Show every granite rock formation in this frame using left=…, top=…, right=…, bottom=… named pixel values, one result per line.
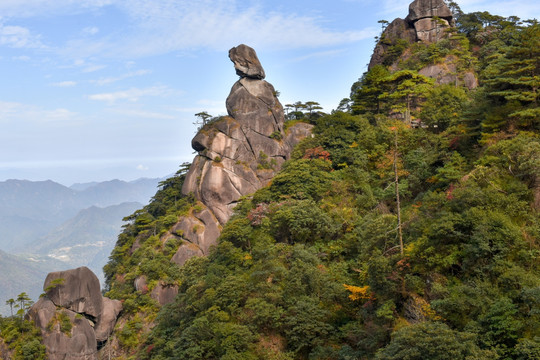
left=149, top=44, right=312, bottom=281
left=369, top=0, right=477, bottom=90
left=369, top=0, right=454, bottom=69
left=27, top=266, right=122, bottom=360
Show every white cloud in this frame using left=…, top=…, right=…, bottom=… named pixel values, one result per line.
left=112, top=1, right=376, bottom=56
left=51, top=81, right=77, bottom=87
left=0, top=0, right=114, bottom=17
left=0, top=101, right=77, bottom=124
left=88, top=86, right=176, bottom=103
left=82, top=64, right=106, bottom=73
left=91, top=69, right=151, bottom=86
left=82, top=26, right=99, bottom=35
left=12, top=55, right=30, bottom=61
left=113, top=108, right=175, bottom=119
left=0, top=24, right=43, bottom=48
left=45, top=0, right=379, bottom=60
left=136, top=164, right=149, bottom=171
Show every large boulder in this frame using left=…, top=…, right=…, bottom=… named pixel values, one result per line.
left=27, top=298, right=98, bottom=360
left=94, top=297, right=123, bottom=343
left=369, top=0, right=455, bottom=68
left=171, top=242, right=204, bottom=266
left=418, top=55, right=478, bottom=89
left=229, top=44, right=266, bottom=79
left=414, top=17, right=450, bottom=42
left=151, top=282, right=179, bottom=306
left=44, top=266, right=103, bottom=319
left=406, top=0, right=453, bottom=23
left=28, top=267, right=122, bottom=360
left=369, top=18, right=417, bottom=69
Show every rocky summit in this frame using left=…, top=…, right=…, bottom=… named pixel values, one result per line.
left=368, top=0, right=477, bottom=89
left=26, top=266, right=121, bottom=360
left=369, top=0, right=454, bottom=68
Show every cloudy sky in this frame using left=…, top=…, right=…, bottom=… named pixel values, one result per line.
left=0, top=0, right=538, bottom=185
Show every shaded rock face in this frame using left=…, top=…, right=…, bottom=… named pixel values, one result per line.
left=27, top=267, right=122, bottom=360
left=369, top=0, right=453, bottom=69
left=165, top=44, right=312, bottom=268
left=414, top=17, right=450, bottom=42
left=44, top=266, right=103, bottom=320
left=417, top=55, right=478, bottom=90
left=367, top=0, right=477, bottom=89
left=151, top=282, right=179, bottom=306
left=405, top=0, right=452, bottom=23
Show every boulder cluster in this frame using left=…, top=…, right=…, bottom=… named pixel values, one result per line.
left=369, top=0, right=477, bottom=89
left=369, top=0, right=454, bottom=68
left=27, top=267, right=121, bottom=360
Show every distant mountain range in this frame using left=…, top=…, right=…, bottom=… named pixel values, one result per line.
left=0, top=177, right=164, bottom=315
left=0, top=178, right=161, bottom=252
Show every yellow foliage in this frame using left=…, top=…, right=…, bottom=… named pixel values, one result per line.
left=343, top=284, right=372, bottom=301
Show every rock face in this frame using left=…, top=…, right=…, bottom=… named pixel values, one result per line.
left=405, top=0, right=452, bottom=23
left=44, top=266, right=103, bottom=319
left=229, top=44, right=266, bottom=79
left=155, top=44, right=312, bottom=276
left=417, top=55, right=478, bottom=89
left=27, top=266, right=122, bottom=360
left=369, top=0, right=453, bottom=69
left=368, top=0, right=477, bottom=90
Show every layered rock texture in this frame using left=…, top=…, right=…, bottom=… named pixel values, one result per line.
left=27, top=266, right=122, bottom=360
left=370, top=0, right=454, bottom=69
left=369, top=0, right=477, bottom=89
left=152, top=44, right=312, bottom=280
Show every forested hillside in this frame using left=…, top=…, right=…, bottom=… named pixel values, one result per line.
left=3, top=1, right=539, bottom=359
left=97, top=4, right=540, bottom=359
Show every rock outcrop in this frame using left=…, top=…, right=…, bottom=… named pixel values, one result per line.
left=368, top=0, right=477, bottom=90
left=369, top=0, right=454, bottom=69
left=155, top=44, right=312, bottom=279
left=27, top=266, right=122, bottom=360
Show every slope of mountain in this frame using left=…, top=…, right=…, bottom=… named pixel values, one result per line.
left=7, top=1, right=540, bottom=359
left=20, top=202, right=143, bottom=282
left=97, top=2, right=539, bottom=359
left=0, top=178, right=161, bottom=251
left=0, top=249, right=65, bottom=316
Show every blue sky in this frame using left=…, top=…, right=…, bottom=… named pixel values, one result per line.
left=0, top=0, right=538, bottom=186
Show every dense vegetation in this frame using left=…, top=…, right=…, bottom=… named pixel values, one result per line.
left=101, top=6, right=540, bottom=360
left=0, top=293, right=46, bottom=360
left=102, top=163, right=195, bottom=350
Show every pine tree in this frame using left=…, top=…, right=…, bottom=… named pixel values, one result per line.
left=482, top=22, right=540, bottom=130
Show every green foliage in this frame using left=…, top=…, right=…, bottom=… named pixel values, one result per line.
left=0, top=315, right=46, bottom=360
left=420, top=85, right=469, bottom=131
left=118, top=315, right=144, bottom=349
left=143, top=92, right=540, bottom=357
left=257, top=151, right=277, bottom=170
left=58, top=310, right=72, bottom=335
left=104, top=8, right=540, bottom=359
left=375, top=322, right=494, bottom=360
